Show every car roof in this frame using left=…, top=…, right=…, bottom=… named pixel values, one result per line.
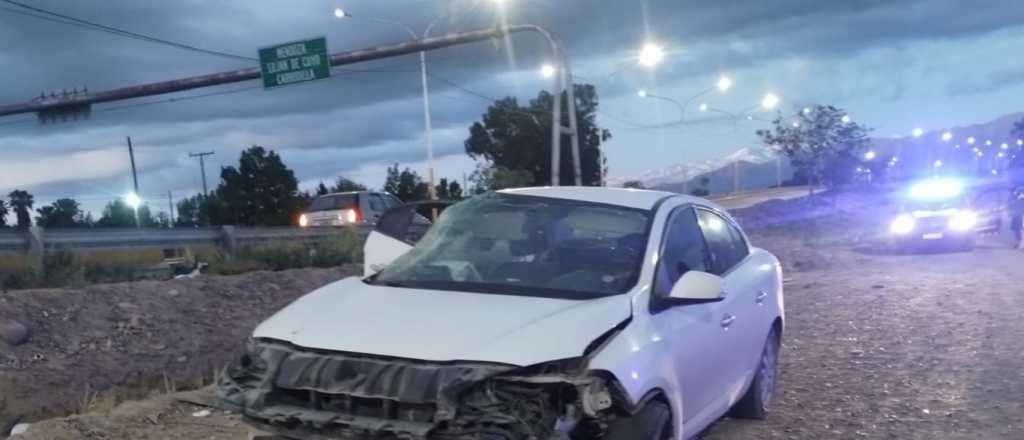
left=319, top=191, right=371, bottom=197
left=497, top=186, right=707, bottom=210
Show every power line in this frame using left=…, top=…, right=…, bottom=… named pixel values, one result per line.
left=0, top=0, right=256, bottom=62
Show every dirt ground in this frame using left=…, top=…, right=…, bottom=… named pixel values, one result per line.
left=0, top=265, right=360, bottom=428
left=8, top=192, right=1024, bottom=439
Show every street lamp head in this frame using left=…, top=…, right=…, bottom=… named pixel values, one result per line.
left=636, top=89, right=648, bottom=98
left=761, top=93, right=780, bottom=110
left=933, top=160, right=943, bottom=168
left=1017, top=139, right=1023, bottom=146
left=716, top=75, right=733, bottom=92
left=792, top=121, right=800, bottom=128
left=912, top=127, right=924, bottom=138
left=967, top=136, right=976, bottom=144
left=699, top=103, right=708, bottom=112
left=540, top=64, right=557, bottom=79
left=985, top=139, right=992, bottom=146
left=865, top=150, right=876, bottom=160
left=333, top=8, right=348, bottom=19
left=802, top=107, right=812, bottom=115
left=1001, top=143, right=1009, bottom=150
left=941, top=131, right=953, bottom=142
left=638, top=43, right=665, bottom=68
left=125, top=192, right=142, bottom=210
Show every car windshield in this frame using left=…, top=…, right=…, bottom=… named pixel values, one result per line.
left=308, top=194, right=357, bottom=212
left=372, top=193, right=651, bottom=299
left=904, top=195, right=968, bottom=212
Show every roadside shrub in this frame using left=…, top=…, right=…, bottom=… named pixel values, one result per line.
left=311, top=228, right=361, bottom=268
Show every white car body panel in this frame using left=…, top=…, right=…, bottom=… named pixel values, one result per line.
left=252, top=277, right=632, bottom=366
left=255, top=187, right=784, bottom=440
left=363, top=231, right=412, bottom=277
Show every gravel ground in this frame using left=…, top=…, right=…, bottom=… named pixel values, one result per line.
left=8, top=192, right=1024, bottom=439
left=0, top=266, right=359, bottom=428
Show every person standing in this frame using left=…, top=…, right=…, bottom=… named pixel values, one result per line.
left=1011, top=187, right=1024, bottom=249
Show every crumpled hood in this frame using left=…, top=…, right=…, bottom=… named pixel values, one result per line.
left=253, top=277, right=632, bottom=366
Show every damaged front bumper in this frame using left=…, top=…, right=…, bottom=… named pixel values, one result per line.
left=217, top=339, right=616, bottom=440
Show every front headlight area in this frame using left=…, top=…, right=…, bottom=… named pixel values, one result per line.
left=890, top=214, right=916, bottom=235
left=948, top=209, right=978, bottom=232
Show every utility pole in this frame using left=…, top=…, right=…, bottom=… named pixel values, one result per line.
left=189, top=151, right=215, bottom=196
left=167, top=191, right=175, bottom=226
left=776, top=156, right=782, bottom=188
left=126, top=136, right=139, bottom=195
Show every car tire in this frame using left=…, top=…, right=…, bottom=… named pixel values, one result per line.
left=730, top=328, right=780, bottom=420
left=603, top=400, right=672, bottom=440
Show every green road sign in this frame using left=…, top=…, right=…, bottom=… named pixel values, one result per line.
left=259, top=37, right=330, bottom=89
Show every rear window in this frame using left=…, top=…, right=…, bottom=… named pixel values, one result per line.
left=308, top=194, right=357, bottom=212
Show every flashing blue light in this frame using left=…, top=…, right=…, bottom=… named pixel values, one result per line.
left=909, top=178, right=963, bottom=200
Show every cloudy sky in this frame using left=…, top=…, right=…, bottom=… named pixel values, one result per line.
left=2, top=0, right=1024, bottom=215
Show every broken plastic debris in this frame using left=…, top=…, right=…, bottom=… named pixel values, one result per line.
left=10, top=423, right=30, bottom=436
left=192, top=409, right=212, bottom=418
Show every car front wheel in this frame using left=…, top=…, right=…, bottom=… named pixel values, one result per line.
left=603, top=400, right=672, bottom=440
left=730, top=328, right=780, bottom=420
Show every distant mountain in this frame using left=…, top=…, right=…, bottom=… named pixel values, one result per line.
left=869, top=112, right=1024, bottom=174
left=611, top=112, right=1024, bottom=194
left=610, top=146, right=791, bottom=195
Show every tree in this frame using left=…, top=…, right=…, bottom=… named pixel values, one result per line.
left=622, top=180, right=646, bottom=189
left=35, top=198, right=86, bottom=228
left=756, top=105, right=870, bottom=194
left=331, top=177, right=366, bottom=193
left=315, top=182, right=330, bottom=196
left=7, top=190, right=34, bottom=229
left=214, top=146, right=303, bottom=226
left=690, top=176, right=711, bottom=197
left=0, top=200, right=7, bottom=228
left=384, top=164, right=429, bottom=201
left=435, top=178, right=464, bottom=200
left=155, top=211, right=172, bottom=228
left=96, top=199, right=156, bottom=228
left=464, top=83, right=610, bottom=189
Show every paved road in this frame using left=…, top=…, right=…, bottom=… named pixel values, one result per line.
left=711, top=186, right=811, bottom=210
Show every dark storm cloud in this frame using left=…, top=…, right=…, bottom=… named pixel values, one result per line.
left=2, top=0, right=1024, bottom=199
left=947, top=65, right=1024, bottom=97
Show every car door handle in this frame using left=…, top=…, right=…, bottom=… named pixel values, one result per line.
left=721, top=314, right=736, bottom=329
left=755, top=290, right=768, bottom=304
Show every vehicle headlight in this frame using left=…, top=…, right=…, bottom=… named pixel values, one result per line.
left=948, top=210, right=977, bottom=232
left=890, top=214, right=916, bottom=235
left=298, top=214, right=309, bottom=227
left=338, top=209, right=358, bottom=223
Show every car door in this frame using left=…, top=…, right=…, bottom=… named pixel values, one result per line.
left=648, top=206, right=738, bottom=432
left=363, top=201, right=453, bottom=277
left=695, top=208, right=759, bottom=401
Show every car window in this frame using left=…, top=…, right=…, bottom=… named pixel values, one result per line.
left=368, top=194, right=387, bottom=212
left=308, top=194, right=357, bottom=212
left=654, top=207, right=710, bottom=298
left=385, top=194, right=403, bottom=208
left=373, top=193, right=651, bottom=299
left=696, top=209, right=749, bottom=275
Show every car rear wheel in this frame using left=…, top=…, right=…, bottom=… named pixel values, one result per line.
left=603, top=400, right=672, bottom=440
left=730, top=328, right=780, bottom=420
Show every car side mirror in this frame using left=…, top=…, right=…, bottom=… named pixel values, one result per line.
left=668, top=271, right=725, bottom=303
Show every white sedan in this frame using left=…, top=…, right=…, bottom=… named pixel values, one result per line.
left=218, top=187, right=784, bottom=440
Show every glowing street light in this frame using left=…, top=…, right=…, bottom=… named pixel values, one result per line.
left=699, top=103, right=709, bottom=112
left=638, top=42, right=665, bottom=68
left=865, top=150, right=877, bottom=160
left=933, top=160, right=943, bottom=168
left=941, top=131, right=953, bottom=142
left=761, top=93, right=780, bottom=110
left=912, top=127, right=924, bottom=138
left=985, top=140, right=992, bottom=146
left=802, top=107, right=812, bottom=115
left=1018, top=139, right=1023, bottom=146
left=333, top=7, right=348, bottom=18
left=540, top=63, right=557, bottom=79
left=124, top=192, right=142, bottom=210
left=977, top=151, right=984, bottom=157
left=1001, top=143, right=1009, bottom=150
left=636, top=89, right=648, bottom=98
left=716, top=75, right=733, bottom=92
left=998, top=152, right=1005, bottom=158
left=841, top=115, right=851, bottom=124
left=967, top=136, right=976, bottom=145
left=792, top=121, right=800, bottom=128
left=954, top=144, right=961, bottom=149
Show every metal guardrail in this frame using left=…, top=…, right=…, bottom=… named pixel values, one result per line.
left=0, top=225, right=375, bottom=258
